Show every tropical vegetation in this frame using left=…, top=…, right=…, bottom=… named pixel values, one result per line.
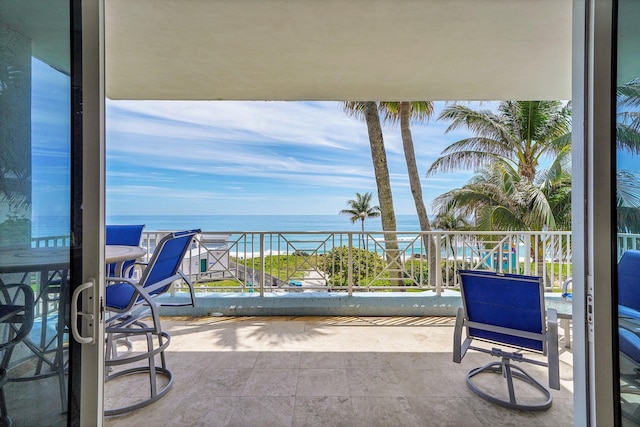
left=0, top=63, right=30, bottom=210
left=428, top=101, right=572, bottom=232
left=433, top=149, right=572, bottom=232
left=339, top=192, right=380, bottom=246
left=428, top=101, right=572, bottom=184
left=616, top=78, right=640, bottom=232
left=320, top=245, right=386, bottom=287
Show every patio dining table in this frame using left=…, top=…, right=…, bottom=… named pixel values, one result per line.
left=0, top=244, right=147, bottom=287
left=0, top=244, right=146, bottom=409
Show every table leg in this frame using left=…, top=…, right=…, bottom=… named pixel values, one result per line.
left=562, top=318, right=571, bottom=348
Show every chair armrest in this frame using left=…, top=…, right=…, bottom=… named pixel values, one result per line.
left=105, top=277, right=137, bottom=286
left=178, top=270, right=196, bottom=307
left=453, top=306, right=469, bottom=363
left=121, top=261, right=147, bottom=278
left=561, top=278, right=572, bottom=300
left=0, top=283, right=35, bottom=350
left=546, top=308, right=560, bottom=390
left=619, top=305, right=640, bottom=321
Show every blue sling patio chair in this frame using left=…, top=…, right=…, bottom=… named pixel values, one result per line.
left=0, top=283, right=34, bottom=426
left=104, top=229, right=200, bottom=416
left=615, top=250, right=640, bottom=423
left=453, top=269, right=560, bottom=411
left=105, top=224, right=145, bottom=278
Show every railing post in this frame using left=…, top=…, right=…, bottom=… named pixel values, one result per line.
left=348, top=233, right=353, bottom=296
left=524, top=234, right=531, bottom=275
left=259, top=232, right=265, bottom=297
left=435, top=234, right=442, bottom=296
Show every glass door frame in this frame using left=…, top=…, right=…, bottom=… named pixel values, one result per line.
left=75, top=0, right=628, bottom=425
left=74, top=0, right=105, bottom=425
left=572, top=0, right=619, bottom=424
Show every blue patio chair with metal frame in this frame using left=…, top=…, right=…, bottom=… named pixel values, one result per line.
left=104, top=229, right=200, bottom=416
left=618, top=250, right=640, bottom=319
left=453, top=269, right=560, bottom=411
left=105, top=224, right=145, bottom=278
left=615, top=250, right=640, bottom=423
left=0, top=283, right=35, bottom=426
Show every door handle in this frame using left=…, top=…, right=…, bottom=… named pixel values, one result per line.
left=71, top=278, right=96, bottom=345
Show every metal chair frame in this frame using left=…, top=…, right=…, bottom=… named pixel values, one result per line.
left=453, top=269, right=560, bottom=411
left=104, top=229, right=199, bottom=416
left=0, top=283, right=35, bottom=426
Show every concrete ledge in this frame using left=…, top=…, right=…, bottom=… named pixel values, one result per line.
left=157, top=290, right=463, bottom=317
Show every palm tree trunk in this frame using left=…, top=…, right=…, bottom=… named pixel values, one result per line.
left=399, top=102, right=437, bottom=286
left=362, top=102, right=401, bottom=282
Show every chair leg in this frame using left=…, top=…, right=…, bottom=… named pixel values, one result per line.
left=0, top=369, right=11, bottom=427
left=104, top=322, right=173, bottom=416
left=466, top=358, right=553, bottom=411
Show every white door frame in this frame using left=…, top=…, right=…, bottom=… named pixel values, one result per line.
left=79, top=0, right=106, bottom=425
left=76, top=0, right=622, bottom=425
left=572, top=0, right=617, bottom=424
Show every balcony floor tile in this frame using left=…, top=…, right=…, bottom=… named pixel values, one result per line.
left=103, top=316, right=574, bottom=427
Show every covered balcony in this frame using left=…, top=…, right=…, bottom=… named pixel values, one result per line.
left=8, top=228, right=578, bottom=425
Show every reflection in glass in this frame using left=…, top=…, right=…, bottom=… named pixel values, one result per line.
left=617, top=1, right=640, bottom=424
left=0, top=3, right=70, bottom=425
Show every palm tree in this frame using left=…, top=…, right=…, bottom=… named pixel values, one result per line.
left=339, top=192, right=381, bottom=246
left=432, top=209, right=471, bottom=259
left=617, top=78, right=640, bottom=154
left=427, top=101, right=571, bottom=182
left=433, top=154, right=572, bottom=279
left=0, top=63, right=30, bottom=210
left=379, top=101, right=438, bottom=284
left=428, top=100, right=573, bottom=275
left=616, top=78, right=640, bottom=232
left=433, top=152, right=572, bottom=232
left=343, top=102, right=401, bottom=281
left=616, top=171, right=640, bottom=233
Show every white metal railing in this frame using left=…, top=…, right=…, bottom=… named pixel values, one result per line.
left=618, top=233, right=640, bottom=258
left=31, top=235, right=71, bottom=248
left=135, top=230, right=575, bottom=296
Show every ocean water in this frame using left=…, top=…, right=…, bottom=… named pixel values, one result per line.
left=107, top=214, right=423, bottom=233
left=32, top=214, right=424, bottom=238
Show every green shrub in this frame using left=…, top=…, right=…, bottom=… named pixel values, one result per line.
left=319, top=246, right=385, bottom=286
left=237, top=254, right=315, bottom=281
left=0, top=215, right=30, bottom=247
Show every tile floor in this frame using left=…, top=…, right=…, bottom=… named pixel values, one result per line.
left=102, top=316, right=574, bottom=427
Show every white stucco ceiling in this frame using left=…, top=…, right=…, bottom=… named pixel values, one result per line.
left=0, top=0, right=70, bottom=74
left=105, top=0, right=573, bottom=101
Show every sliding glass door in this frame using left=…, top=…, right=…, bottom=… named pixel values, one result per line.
left=0, top=1, right=104, bottom=425
left=616, top=0, right=640, bottom=424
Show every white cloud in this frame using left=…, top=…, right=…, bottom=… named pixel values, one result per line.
left=106, top=100, right=483, bottom=215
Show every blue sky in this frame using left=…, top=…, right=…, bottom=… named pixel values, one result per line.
left=31, top=57, right=598, bottom=219
left=105, top=100, right=484, bottom=216
left=31, top=58, right=71, bottom=219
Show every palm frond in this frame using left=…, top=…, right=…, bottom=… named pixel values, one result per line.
left=426, top=150, right=514, bottom=176
left=342, top=101, right=373, bottom=120
left=617, top=79, right=640, bottom=107
left=617, top=171, right=640, bottom=208
left=616, top=121, right=640, bottom=154
left=379, top=101, right=434, bottom=126
left=438, top=105, right=514, bottom=144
